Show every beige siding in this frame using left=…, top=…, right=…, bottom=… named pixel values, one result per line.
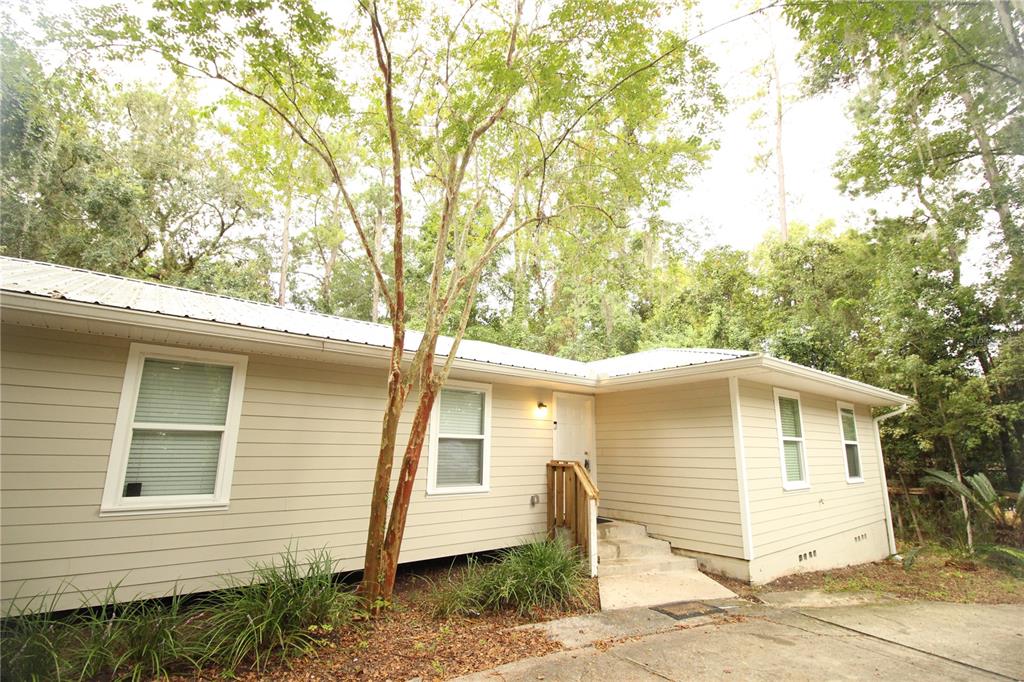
left=1, top=324, right=554, bottom=609
left=595, top=379, right=744, bottom=558
left=738, top=380, right=889, bottom=581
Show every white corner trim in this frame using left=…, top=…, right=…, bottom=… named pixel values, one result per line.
left=729, top=377, right=755, bottom=560
left=100, top=343, right=247, bottom=516
left=772, top=387, right=811, bottom=492
left=873, top=404, right=908, bottom=555
left=426, top=379, right=492, bottom=495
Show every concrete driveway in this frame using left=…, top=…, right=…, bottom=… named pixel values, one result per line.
left=456, top=597, right=1024, bottom=681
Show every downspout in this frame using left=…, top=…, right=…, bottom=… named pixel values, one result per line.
left=873, top=404, right=909, bottom=556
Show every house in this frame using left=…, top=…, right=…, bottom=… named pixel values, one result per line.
left=0, top=257, right=909, bottom=611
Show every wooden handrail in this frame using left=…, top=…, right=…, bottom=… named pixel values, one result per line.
left=547, top=460, right=600, bottom=576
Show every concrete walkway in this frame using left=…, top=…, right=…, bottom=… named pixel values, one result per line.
left=457, top=598, right=1024, bottom=681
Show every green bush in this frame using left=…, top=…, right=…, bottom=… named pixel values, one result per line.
left=197, top=546, right=358, bottom=674
left=0, top=586, right=193, bottom=682
left=0, top=547, right=356, bottom=680
left=433, top=537, right=588, bottom=618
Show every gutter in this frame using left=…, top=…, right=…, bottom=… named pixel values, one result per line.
left=873, top=404, right=910, bottom=556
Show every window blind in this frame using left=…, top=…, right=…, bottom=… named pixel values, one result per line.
left=135, top=359, right=232, bottom=425
left=437, top=438, right=483, bottom=487
left=124, top=358, right=233, bottom=497
left=439, top=389, right=484, bottom=435
left=783, top=440, right=804, bottom=482
left=125, top=430, right=221, bottom=496
left=435, top=388, right=486, bottom=489
left=778, top=397, right=802, bottom=438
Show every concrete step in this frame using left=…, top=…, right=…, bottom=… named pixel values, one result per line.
left=598, top=554, right=699, bottom=577
left=597, top=520, right=647, bottom=540
left=598, top=537, right=672, bottom=561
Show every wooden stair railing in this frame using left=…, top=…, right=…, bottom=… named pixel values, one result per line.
left=547, top=460, right=600, bottom=577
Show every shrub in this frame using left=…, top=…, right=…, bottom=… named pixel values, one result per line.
left=0, top=546, right=356, bottom=680
left=0, top=590, right=71, bottom=682
left=433, top=537, right=587, bottom=618
left=197, top=546, right=358, bottom=674
left=1, top=587, right=194, bottom=682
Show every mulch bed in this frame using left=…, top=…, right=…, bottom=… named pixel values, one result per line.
left=224, top=558, right=600, bottom=682
left=706, top=548, right=1024, bottom=605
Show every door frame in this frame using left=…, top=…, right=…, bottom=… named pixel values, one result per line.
left=552, top=391, right=597, bottom=484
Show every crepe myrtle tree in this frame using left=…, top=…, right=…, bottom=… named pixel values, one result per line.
left=129, top=0, right=722, bottom=606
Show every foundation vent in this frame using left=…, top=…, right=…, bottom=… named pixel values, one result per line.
left=853, top=533, right=868, bottom=543
left=797, top=549, right=818, bottom=562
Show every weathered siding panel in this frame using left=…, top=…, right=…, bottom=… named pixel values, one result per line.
left=738, top=380, right=889, bottom=581
left=1, top=324, right=554, bottom=609
left=595, top=379, right=744, bottom=558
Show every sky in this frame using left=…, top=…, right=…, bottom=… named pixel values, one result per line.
left=18, top=0, right=933, bottom=263
left=670, top=2, right=877, bottom=252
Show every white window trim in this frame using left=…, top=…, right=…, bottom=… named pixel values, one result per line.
left=427, top=380, right=492, bottom=495
left=773, top=387, right=810, bottom=491
left=837, top=401, right=864, bottom=484
left=100, top=343, right=248, bottom=516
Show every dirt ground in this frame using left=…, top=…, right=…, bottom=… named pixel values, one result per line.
left=226, top=559, right=601, bottom=682
left=709, top=547, right=1024, bottom=605
left=190, top=548, right=1021, bottom=681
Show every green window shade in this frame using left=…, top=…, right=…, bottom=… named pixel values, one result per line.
left=778, top=397, right=802, bottom=438
left=439, top=389, right=484, bottom=435
left=135, top=359, right=233, bottom=425
left=783, top=440, right=804, bottom=482
left=124, top=430, right=221, bottom=497
left=436, top=438, right=483, bottom=487
left=845, top=443, right=861, bottom=478
left=840, top=408, right=857, bottom=441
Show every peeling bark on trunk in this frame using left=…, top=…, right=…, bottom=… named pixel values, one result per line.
left=380, top=379, right=439, bottom=594
left=360, top=351, right=407, bottom=608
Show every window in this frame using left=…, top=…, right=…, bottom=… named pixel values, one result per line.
left=774, top=388, right=809, bottom=490
left=428, top=382, right=491, bottom=494
left=837, top=402, right=863, bottom=482
left=101, top=344, right=247, bottom=515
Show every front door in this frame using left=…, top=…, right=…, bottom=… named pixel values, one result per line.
left=553, top=392, right=596, bottom=482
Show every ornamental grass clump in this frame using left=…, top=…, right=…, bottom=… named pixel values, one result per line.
left=433, top=537, right=588, bottom=618
left=196, top=546, right=358, bottom=674
left=0, top=546, right=357, bottom=680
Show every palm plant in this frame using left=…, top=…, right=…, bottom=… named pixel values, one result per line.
left=922, top=469, right=1024, bottom=550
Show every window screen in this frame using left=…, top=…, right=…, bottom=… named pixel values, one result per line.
left=123, top=359, right=233, bottom=497
left=777, top=394, right=806, bottom=485
left=840, top=407, right=861, bottom=479
left=435, top=388, right=486, bottom=489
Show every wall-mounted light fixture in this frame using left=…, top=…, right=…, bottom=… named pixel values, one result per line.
left=535, top=401, right=549, bottom=418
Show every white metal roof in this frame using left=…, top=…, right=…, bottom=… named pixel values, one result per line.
left=0, top=257, right=751, bottom=380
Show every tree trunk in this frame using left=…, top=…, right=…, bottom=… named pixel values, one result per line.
left=993, top=1, right=1024, bottom=80
left=371, top=205, right=384, bottom=323
left=380, top=379, right=439, bottom=594
left=946, top=435, right=974, bottom=552
left=321, top=189, right=342, bottom=311
left=278, top=192, right=293, bottom=307
left=960, top=90, right=1022, bottom=274
left=770, top=39, right=788, bottom=242
left=360, top=349, right=407, bottom=608
left=898, top=470, right=926, bottom=545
